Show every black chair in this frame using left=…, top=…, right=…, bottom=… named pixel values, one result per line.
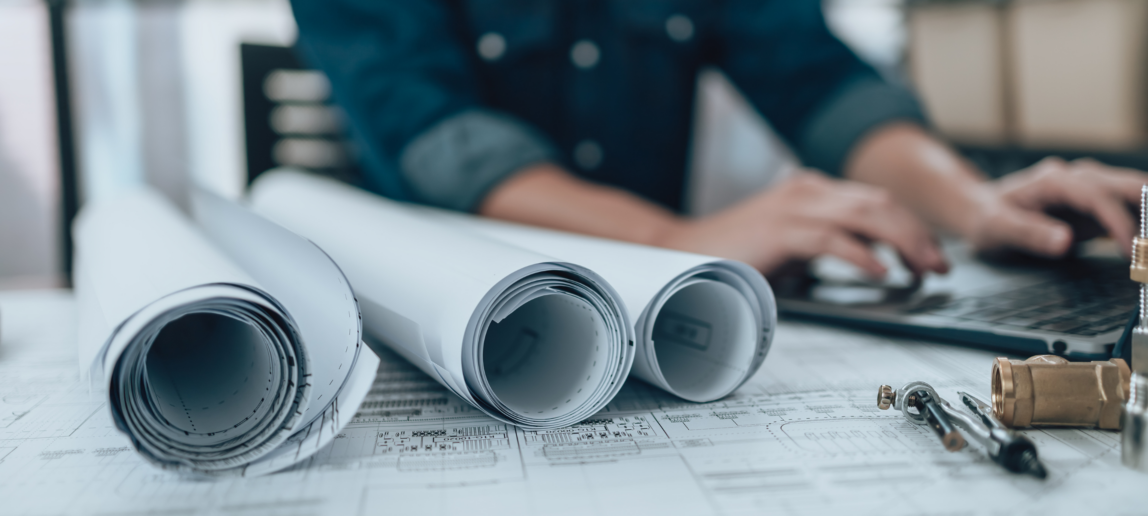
left=240, top=43, right=360, bottom=187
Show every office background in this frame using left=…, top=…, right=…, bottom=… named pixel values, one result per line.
left=1, top=0, right=1145, bottom=290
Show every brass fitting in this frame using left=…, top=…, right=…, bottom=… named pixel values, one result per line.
left=992, top=355, right=1130, bottom=429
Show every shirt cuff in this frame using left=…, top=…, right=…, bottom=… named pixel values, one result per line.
left=399, top=109, right=559, bottom=212
left=796, top=78, right=928, bottom=177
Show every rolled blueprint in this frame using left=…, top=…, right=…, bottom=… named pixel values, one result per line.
left=415, top=210, right=777, bottom=402
left=249, top=171, right=634, bottom=430
left=73, top=188, right=379, bottom=476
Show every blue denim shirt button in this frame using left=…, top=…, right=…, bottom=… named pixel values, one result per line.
left=477, top=32, right=506, bottom=61
left=570, top=40, right=600, bottom=69
left=574, top=140, right=604, bottom=170
left=665, top=15, right=694, bottom=43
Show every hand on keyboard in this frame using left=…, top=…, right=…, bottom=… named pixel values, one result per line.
left=964, top=157, right=1146, bottom=258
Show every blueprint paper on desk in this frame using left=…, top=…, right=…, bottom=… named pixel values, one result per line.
left=70, top=188, right=378, bottom=477
left=249, top=170, right=634, bottom=430
left=414, top=206, right=777, bottom=403
left=0, top=289, right=1143, bottom=516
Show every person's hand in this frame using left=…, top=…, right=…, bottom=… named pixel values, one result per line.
left=964, top=158, right=1148, bottom=257
left=656, top=173, right=950, bottom=277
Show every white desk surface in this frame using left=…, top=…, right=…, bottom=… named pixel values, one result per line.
left=0, top=289, right=1143, bottom=516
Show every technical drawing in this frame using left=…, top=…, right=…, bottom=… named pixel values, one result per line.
left=0, top=298, right=1143, bottom=516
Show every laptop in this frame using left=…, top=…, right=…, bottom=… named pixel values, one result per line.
left=772, top=241, right=1136, bottom=360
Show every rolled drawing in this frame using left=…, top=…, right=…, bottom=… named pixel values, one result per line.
left=249, top=170, right=635, bottom=430
left=414, top=206, right=777, bottom=402
left=72, top=187, right=378, bottom=476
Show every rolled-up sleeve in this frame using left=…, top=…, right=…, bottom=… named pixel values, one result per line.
left=291, top=0, right=559, bottom=211
left=400, top=109, right=557, bottom=211
left=718, top=0, right=928, bottom=177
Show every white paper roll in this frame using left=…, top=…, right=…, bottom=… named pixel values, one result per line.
left=414, top=205, right=777, bottom=402
left=73, top=188, right=378, bottom=476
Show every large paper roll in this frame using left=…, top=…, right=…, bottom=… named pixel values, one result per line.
left=249, top=171, right=634, bottom=429
left=73, top=188, right=378, bottom=476
left=413, top=208, right=777, bottom=402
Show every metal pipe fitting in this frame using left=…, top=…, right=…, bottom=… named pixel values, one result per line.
left=992, top=355, right=1131, bottom=429
left=1123, top=374, right=1148, bottom=470
left=1121, top=185, right=1148, bottom=470
left=1132, top=186, right=1148, bottom=374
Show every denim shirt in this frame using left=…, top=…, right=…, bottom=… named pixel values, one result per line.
left=291, top=0, right=926, bottom=213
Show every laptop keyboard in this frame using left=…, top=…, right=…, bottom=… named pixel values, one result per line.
left=915, top=265, right=1137, bottom=337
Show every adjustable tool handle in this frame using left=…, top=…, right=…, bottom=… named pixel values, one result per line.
left=958, top=392, right=1047, bottom=478
left=912, top=390, right=966, bottom=452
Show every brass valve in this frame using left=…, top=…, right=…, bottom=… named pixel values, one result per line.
left=992, top=355, right=1130, bottom=429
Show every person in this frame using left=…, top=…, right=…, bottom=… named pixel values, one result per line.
left=290, top=0, right=1147, bottom=278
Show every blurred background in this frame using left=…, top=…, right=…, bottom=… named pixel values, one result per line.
left=3, top=0, right=1147, bottom=290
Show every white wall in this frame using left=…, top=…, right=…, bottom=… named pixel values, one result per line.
left=67, top=0, right=296, bottom=211
left=0, top=0, right=297, bottom=288
left=0, top=0, right=61, bottom=288
left=181, top=0, right=297, bottom=200
left=69, top=0, right=144, bottom=205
